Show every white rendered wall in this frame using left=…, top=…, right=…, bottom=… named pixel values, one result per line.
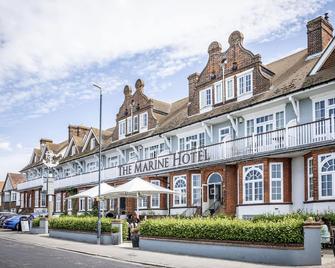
left=236, top=204, right=292, bottom=219
left=291, top=156, right=305, bottom=211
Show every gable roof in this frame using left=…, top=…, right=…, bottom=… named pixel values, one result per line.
left=309, top=36, right=335, bottom=75
left=0, top=181, right=4, bottom=192
left=3, top=173, right=26, bottom=190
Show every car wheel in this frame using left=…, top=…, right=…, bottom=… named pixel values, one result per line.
left=15, top=223, right=20, bottom=231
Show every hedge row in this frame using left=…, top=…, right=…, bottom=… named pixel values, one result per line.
left=49, top=216, right=119, bottom=233
left=32, top=217, right=40, bottom=228
left=252, top=212, right=335, bottom=225
left=140, top=217, right=304, bottom=244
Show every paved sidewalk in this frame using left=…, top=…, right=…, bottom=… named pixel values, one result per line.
left=0, top=231, right=334, bottom=268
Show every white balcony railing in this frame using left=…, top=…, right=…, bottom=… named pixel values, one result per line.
left=18, top=118, right=335, bottom=191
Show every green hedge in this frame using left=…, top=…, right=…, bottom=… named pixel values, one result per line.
left=32, top=217, right=41, bottom=228
left=252, top=212, right=335, bottom=225
left=140, top=217, right=304, bottom=244
left=49, top=216, right=119, bottom=233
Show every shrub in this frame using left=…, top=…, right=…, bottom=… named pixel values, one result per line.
left=32, top=217, right=41, bottom=228
left=49, top=216, right=120, bottom=233
left=140, top=217, right=304, bottom=245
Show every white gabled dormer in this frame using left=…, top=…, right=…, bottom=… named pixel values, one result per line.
left=64, top=136, right=79, bottom=158
left=81, top=128, right=99, bottom=152
left=236, top=68, right=253, bottom=101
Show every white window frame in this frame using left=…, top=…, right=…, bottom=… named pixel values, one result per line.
left=86, top=161, right=97, bottom=172
left=270, top=162, right=283, bottom=202
left=87, top=198, right=93, bottom=211
left=34, top=190, right=39, bottom=208
left=79, top=197, right=86, bottom=211
left=173, top=175, right=187, bottom=207
left=20, top=193, right=24, bottom=208
left=243, top=164, right=264, bottom=204
left=307, top=157, right=314, bottom=201
left=214, top=81, right=223, bottom=104
left=133, top=115, right=139, bottom=132
left=191, top=174, right=201, bottom=206
left=90, top=138, right=95, bottom=150
left=110, top=199, right=116, bottom=210
left=71, top=145, right=76, bottom=156
left=318, top=153, right=335, bottom=200
left=41, top=192, right=46, bottom=207
left=178, top=132, right=205, bottom=151
left=127, top=117, right=132, bottom=134
left=140, top=112, right=148, bottom=132
left=199, top=87, right=212, bottom=113
left=237, top=69, right=253, bottom=100
left=11, top=191, right=16, bottom=202
left=107, top=156, right=118, bottom=168
left=245, top=110, right=285, bottom=135
left=138, top=196, right=147, bottom=209
left=312, top=94, right=335, bottom=121
left=219, top=127, right=231, bottom=142
left=150, top=180, right=160, bottom=208
left=225, top=77, right=234, bottom=100
left=119, top=119, right=126, bottom=139
left=67, top=198, right=72, bottom=211
left=55, top=193, right=61, bottom=212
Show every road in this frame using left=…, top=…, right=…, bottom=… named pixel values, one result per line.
left=0, top=237, right=150, bottom=268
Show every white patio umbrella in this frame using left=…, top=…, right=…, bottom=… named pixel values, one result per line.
left=67, top=183, right=115, bottom=199
left=102, top=177, right=177, bottom=214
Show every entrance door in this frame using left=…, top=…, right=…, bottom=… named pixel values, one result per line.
left=120, top=197, right=126, bottom=211
left=207, top=173, right=222, bottom=210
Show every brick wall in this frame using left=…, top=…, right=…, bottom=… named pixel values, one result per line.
left=320, top=49, right=335, bottom=71
left=304, top=146, right=335, bottom=202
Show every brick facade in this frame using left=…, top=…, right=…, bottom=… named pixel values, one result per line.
left=304, top=146, right=335, bottom=202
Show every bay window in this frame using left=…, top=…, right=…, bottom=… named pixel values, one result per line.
left=270, top=163, right=283, bottom=202
left=173, top=175, right=187, bottom=206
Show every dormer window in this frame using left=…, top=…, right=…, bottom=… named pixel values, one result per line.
left=119, top=119, right=126, bottom=139
left=225, top=77, right=234, bottom=100
left=237, top=69, right=253, bottom=100
left=90, top=138, right=95, bottom=150
left=214, top=81, right=223, bottom=104
left=133, top=115, right=139, bottom=132
left=199, top=87, right=212, bottom=113
left=140, top=112, right=148, bottom=132
left=127, top=117, right=132, bottom=134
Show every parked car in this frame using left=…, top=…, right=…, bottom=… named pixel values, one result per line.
left=0, top=213, right=16, bottom=227
left=3, top=215, right=30, bottom=231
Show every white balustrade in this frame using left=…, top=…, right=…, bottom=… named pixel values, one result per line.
left=19, top=118, right=335, bottom=191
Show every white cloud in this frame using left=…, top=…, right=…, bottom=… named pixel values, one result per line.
left=0, top=0, right=330, bottom=121
left=0, top=150, right=31, bottom=178
left=0, top=140, right=11, bottom=151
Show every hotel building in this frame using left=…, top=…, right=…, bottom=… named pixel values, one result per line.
left=16, top=15, right=335, bottom=218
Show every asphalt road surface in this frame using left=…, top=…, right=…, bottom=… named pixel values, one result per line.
left=0, top=238, right=150, bottom=268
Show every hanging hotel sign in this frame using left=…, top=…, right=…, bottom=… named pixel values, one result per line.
left=119, top=148, right=210, bottom=176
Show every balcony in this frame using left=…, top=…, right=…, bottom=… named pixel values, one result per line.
left=18, top=118, right=335, bottom=190
left=17, top=178, right=44, bottom=191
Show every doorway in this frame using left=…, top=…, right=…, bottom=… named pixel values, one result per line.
left=207, top=173, right=222, bottom=208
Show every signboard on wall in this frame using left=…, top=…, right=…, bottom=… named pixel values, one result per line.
left=119, top=148, right=210, bottom=177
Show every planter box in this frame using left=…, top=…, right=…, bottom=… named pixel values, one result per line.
left=49, top=230, right=119, bottom=245
left=30, top=227, right=47, bottom=234
left=140, top=225, right=321, bottom=266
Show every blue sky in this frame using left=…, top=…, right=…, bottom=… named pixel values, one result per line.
left=0, top=0, right=334, bottom=179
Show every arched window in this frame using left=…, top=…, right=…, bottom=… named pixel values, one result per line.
left=244, top=165, right=263, bottom=202
left=208, top=173, right=222, bottom=184
left=320, top=154, right=335, bottom=198
left=174, top=175, right=187, bottom=206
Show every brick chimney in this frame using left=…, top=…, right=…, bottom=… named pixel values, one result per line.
left=68, top=125, right=90, bottom=141
left=40, top=138, right=53, bottom=151
left=307, top=14, right=333, bottom=56
left=187, top=72, right=199, bottom=116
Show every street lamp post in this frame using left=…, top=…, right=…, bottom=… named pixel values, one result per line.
left=93, top=83, right=103, bottom=245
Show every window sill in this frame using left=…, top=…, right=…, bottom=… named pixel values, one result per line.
left=237, top=92, right=252, bottom=101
